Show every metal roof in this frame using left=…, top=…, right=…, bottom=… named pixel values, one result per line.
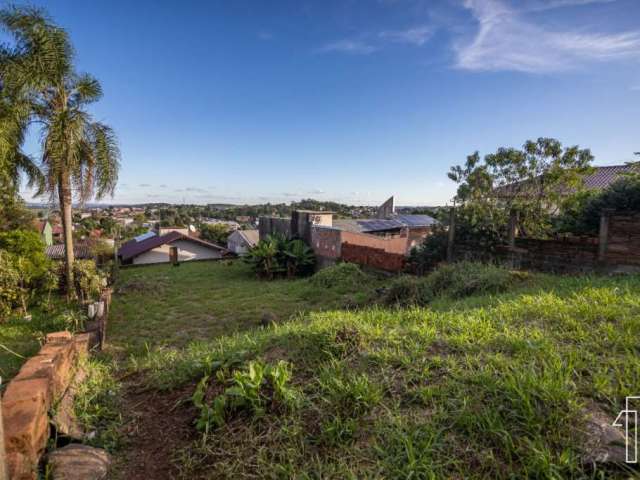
left=45, top=243, right=93, bottom=260
left=333, top=214, right=437, bottom=233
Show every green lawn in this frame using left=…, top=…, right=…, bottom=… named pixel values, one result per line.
left=94, top=261, right=640, bottom=479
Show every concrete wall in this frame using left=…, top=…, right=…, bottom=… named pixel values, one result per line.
left=132, top=240, right=223, bottom=265
left=258, top=217, right=291, bottom=241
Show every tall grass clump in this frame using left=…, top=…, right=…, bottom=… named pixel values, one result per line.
left=309, top=263, right=370, bottom=292
left=426, top=261, right=523, bottom=299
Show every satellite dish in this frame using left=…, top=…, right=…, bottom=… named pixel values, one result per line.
left=189, top=224, right=196, bottom=232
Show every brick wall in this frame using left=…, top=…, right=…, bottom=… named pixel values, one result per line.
left=341, top=243, right=406, bottom=272
left=341, top=230, right=409, bottom=255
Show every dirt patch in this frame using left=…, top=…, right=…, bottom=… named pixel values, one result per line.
left=112, top=378, right=198, bottom=480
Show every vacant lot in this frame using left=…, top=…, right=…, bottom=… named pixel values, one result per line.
left=95, top=261, right=640, bottom=479
left=108, top=260, right=380, bottom=356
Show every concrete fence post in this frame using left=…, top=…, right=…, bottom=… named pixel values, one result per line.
left=446, top=207, right=456, bottom=263
left=598, top=209, right=613, bottom=262
left=0, top=378, right=8, bottom=480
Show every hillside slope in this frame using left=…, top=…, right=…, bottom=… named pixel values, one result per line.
left=123, top=271, right=640, bottom=479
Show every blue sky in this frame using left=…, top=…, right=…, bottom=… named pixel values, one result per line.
left=13, top=0, right=640, bottom=206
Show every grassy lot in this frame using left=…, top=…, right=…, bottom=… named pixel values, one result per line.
left=108, top=260, right=381, bottom=356
left=95, top=261, right=640, bottom=479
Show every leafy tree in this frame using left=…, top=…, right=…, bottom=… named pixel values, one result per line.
left=0, top=229, right=50, bottom=315
left=556, top=167, right=640, bottom=234
left=0, top=7, right=120, bottom=296
left=448, top=138, right=593, bottom=244
left=200, top=223, right=231, bottom=245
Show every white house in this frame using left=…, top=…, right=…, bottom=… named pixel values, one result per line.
left=118, top=231, right=229, bottom=265
left=227, top=229, right=258, bottom=255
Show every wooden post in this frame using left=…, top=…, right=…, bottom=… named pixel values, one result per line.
left=0, top=378, right=8, bottom=480
left=507, top=209, right=518, bottom=248
left=446, top=207, right=456, bottom=263
left=598, top=209, right=612, bottom=262
left=170, top=246, right=179, bottom=266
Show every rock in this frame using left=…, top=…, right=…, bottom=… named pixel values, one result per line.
left=47, top=444, right=111, bottom=480
left=581, top=406, right=627, bottom=465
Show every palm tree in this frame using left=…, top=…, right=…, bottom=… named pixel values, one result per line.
left=0, top=7, right=120, bottom=294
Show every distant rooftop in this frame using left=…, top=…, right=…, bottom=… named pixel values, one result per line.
left=333, top=214, right=438, bottom=233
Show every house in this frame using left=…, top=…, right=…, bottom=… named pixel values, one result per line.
left=259, top=196, right=439, bottom=271
left=117, top=231, right=229, bottom=265
left=34, top=219, right=53, bottom=246
left=227, top=229, right=258, bottom=255
left=34, top=219, right=64, bottom=246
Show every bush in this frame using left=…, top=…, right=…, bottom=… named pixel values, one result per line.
left=426, top=261, right=518, bottom=299
left=245, top=234, right=315, bottom=279
left=382, top=275, right=433, bottom=307
left=73, top=260, right=105, bottom=303
left=0, top=251, right=21, bottom=320
left=382, top=262, right=524, bottom=306
left=407, top=227, right=448, bottom=274
left=309, top=263, right=369, bottom=291
left=556, top=173, right=640, bottom=235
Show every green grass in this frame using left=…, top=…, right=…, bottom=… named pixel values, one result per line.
left=101, top=261, right=640, bottom=478
left=109, top=260, right=382, bottom=357
left=0, top=299, right=84, bottom=384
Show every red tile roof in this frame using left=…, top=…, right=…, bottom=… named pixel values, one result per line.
left=117, top=231, right=229, bottom=261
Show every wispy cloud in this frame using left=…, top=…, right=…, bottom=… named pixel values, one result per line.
left=159, top=184, right=168, bottom=188
left=317, top=39, right=377, bottom=55
left=631, top=84, right=640, bottom=91
left=138, top=183, right=151, bottom=187
left=309, top=188, right=325, bottom=194
left=379, top=25, right=434, bottom=45
left=456, top=0, right=640, bottom=73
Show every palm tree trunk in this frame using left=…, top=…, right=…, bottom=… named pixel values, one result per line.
left=58, top=175, right=75, bottom=299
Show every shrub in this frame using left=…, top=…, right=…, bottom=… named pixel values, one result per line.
left=382, top=262, right=524, bottom=306
left=0, top=229, right=49, bottom=278
left=73, top=260, right=104, bottom=303
left=309, top=263, right=369, bottom=291
left=426, top=261, right=517, bottom=299
left=556, top=173, right=640, bottom=235
left=245, top=234, right=315, bottom=280
left=382, top=275, right=433, bottom=307
left=0, top=251, right=20, bottom=320
left=407, top=227, right=448, bottom=274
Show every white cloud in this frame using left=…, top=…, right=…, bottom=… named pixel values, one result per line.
left=379, top=25, right=434, bottom=45
left=309, top=188, right=325, bottom=194
left=317, top=39, right=376, bottom=55
left=456, top=0, right=640, bottom=73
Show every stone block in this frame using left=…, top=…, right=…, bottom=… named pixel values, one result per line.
left=47, top=444, right=111, bottom=480
left=6, top=451, right=36, bottom=480
left=45, top=331, right=73, bottom=344
left=3, top=388, right=49, bottom=470
left=73, top=333, right=91, bottom=357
